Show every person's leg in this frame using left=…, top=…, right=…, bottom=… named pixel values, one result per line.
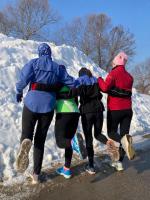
left=56, top=113, right=79, bottom=178
left=107, top=111, right=124, bottom=170
left=120, top=109, right=133, bottom=138
left=107, top=110, right=121, bottom=143
left=120, top=109, right=135, bottom=160
left=93, top=112, right=119, bottom=161
left=21, top=106, right=37, bottom=142
left=55, top=113, right=73, bottom=149
left=81, top=113, right=94, bottom=168
left=107, top=110, right=124, bottom=162
left=65, top=147, right=73, bottom=168
left=64, top=113, right=79, bottom=142
left=16, top=106, right=37, bottom=173
left=94, top=112, right=108, bottom=144
left=33, top=110, right=54, bottom=175
left=63, top=113, right=79, bottom=168
left=119, top=145, right=126, bottom=162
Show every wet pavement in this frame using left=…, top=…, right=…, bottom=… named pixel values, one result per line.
left=0, top=149, right=150, bottom=200
left=34, top=149, right=150, bottom=200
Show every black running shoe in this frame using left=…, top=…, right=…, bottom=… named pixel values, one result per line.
left=85, top=164, right=96, bottom=175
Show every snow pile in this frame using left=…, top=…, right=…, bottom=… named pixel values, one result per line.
left=0, top=34, right=150, bottom=183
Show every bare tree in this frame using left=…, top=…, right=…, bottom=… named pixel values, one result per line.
left=0, top=12, right=13, bottom=35
left=133, top=59, right=150, bottom=94
left=52, top=13, right=135, bottom=71
left=53, top=18, right=84, bottom=48
left=4, top=0, right=59, bottom=40
left=85, top=14, right=111, bottom=68
left=106, top=26, right=135, bottom=71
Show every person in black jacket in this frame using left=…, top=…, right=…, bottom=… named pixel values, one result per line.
left=72, top=68, right=118, bottom=174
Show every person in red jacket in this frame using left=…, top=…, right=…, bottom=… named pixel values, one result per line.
left=98, top=52, right=135, bottom=171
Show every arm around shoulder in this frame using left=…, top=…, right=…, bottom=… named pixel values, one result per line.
left=98, top=73, right=114, bottom=92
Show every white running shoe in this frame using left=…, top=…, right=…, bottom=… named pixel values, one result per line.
left=106, top=139, right=120, bottom=161
left=29, top=173, right=39, bottom=185
left=16, top=139, right=32, bottom=173
left=111, top=161, right=124, bottom=171
left=121, top=135, right=135, bottom=160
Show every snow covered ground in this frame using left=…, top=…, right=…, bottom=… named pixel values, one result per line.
left=0, top=34, right=150, bottom=184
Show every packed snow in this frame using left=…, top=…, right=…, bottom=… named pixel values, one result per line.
left=0, top=34, right=150, bottom=184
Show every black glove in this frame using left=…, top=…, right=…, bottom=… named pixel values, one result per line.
left=16, top=93, right=23, bottom=103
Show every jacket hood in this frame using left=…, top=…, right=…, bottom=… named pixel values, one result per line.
left=38, top=43, right=52, bottom=57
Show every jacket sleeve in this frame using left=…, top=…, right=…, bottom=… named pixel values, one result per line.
left=58, top=66, right=75, bottom=88
left=16, top=61, right=34, bottom=94
left=56, top=86, right=84, bottom=99
left=74, top=77, right=83, bottom=88
left=69, top=86, right=85, bottom=97
left=98, top=73, right=115, bottom=92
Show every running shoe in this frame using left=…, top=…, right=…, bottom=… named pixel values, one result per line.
left=111, top=161, right=124, bottom=171
left=27, top=172, right=39, bottom=185
left=56, top=166, right=72, bottom=179
left=16, top=139, right=32, bottom=173
left=85, top=164, right=96, bottom=175
left=106, top=139, right=120, bottom=161
left=121, top=135, right=135, bottom=160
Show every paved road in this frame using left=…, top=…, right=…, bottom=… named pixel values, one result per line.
left=34, top=149, right=150, bottom=200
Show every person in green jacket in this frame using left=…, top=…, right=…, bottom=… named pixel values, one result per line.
left=54, top=85, right=80, bottom=178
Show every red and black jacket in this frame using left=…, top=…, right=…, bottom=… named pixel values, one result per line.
left=98, top=65, right=133, bottom=111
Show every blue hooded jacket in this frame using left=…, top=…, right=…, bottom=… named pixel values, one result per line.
left=16, top=43, right=75, bottom=113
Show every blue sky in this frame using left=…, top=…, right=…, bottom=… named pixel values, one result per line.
left=0, top=0, right=150, bottom=65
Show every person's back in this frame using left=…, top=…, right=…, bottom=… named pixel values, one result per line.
left=15, top=44, right=75, bottom=183
left=98, top=52, right=135, bottom=163
left=16, top=43, right=75, bottom=113
left=55, top=86, right=79, bottom=113
left=75, top=71, right=103, bottom=114
left=107, top=65, right=133, bottom=110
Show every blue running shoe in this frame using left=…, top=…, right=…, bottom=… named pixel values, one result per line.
left=56, top=167, right=72, bottom=179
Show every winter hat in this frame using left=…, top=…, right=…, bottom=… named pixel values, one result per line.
left=38, top=43, right=52, bottom=57
left=112, top=52, right=128, bottom=67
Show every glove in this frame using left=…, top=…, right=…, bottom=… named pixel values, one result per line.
left=16, top=93, right=23, bottom=103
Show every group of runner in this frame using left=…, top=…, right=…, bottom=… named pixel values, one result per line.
left=15, top=43, right=135, bottom=184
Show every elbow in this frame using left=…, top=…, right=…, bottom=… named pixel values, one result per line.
left=98, top=83, right=108, bottom=93
left=101, top=86, right=109, bottom=93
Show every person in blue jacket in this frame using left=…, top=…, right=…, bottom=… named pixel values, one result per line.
left=15, top=43, right=75, bottom=184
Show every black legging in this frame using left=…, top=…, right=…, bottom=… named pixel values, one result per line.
left=55, top=113, right=79, bottom=168
left=81, top=112, right=107, bottom=167
left=107, top=109, right=133, bottom=161
left=21, top=106, right=54, bottom=174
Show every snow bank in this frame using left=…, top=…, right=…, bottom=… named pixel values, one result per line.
left=0, top=34, right=150, bottom=184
